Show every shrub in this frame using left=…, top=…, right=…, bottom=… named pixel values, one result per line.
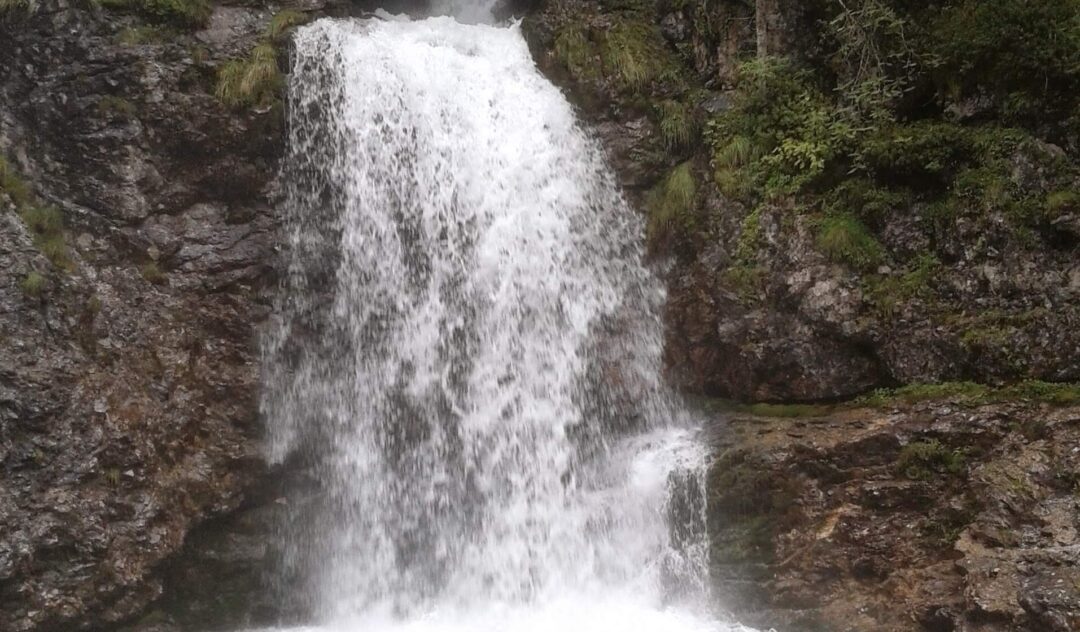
left=216, top=42, right=281, bottom=109
left=706, top=57, right=851, bottom=199
left=927, top=0, right=1080, bottom=127
left=816, top=214, right=884, bottom=270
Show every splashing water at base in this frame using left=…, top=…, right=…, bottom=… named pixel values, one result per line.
left=260, top=13, right=760, bottom=632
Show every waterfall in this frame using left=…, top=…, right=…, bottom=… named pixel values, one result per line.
left=260, top=10, right=758, bottom=632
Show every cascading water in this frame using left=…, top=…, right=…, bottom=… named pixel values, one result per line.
left=260, top=7, right=760, bottom=632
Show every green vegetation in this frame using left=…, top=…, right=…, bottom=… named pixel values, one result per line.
left=684, top=0, right=1080, bottom=265
left=140, top=261, right=167, bottom=284
left=0, top=0, right=31, bottom=17
left=21, top=206, right=72, bottom=269
left=267, top=9, right=309, bottom=42
left=104, top=467, right=121, bottom=486
left=600, top=21, right=679, bottom=90
left=708, top=450, right=797, bottom=564
left=645, top=162, right=696, bottom=249
left=100, top=0, right=210, bottom=28
left=859, top=380, right=1080, bottom=408
left=656, top=100, right=694, bottom=148
left=554, top=27, right=597, bottom=80
left=216, top=42, right=280, bottom=109
left=116, top=25, right=173, bottom=46
left=19, top=271, right=45, bottom=298
left=97, top=95, right=135, bottom=118
left=0, top=156, right=31, bottom=207
left=3, top=156, right=72, bottom=270
left=864, top=252, right=940, bottom=316
left=896, top=439, right=966, bottom=480
left=740, top=402, right=832, bottom=418
left=216, top=11, right=310, bottom=109
left=816, top=214, right=884, bottom=270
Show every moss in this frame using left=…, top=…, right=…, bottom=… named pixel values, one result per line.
left=267, top=9, right=309, bottom=42
left=19, top=271, right=45, bottom=298
left=216, top=41, right=281, bottom=109
left=864, top=252, right=940, bottom=316
left=140, top=261, right=167, bottom=284
left=859, top=381, right=990, bottom=408
left=1005, top=380, right=1080, bottom=405
left=645, top=162, right=696, bottom=249
left=816, top=214, right=884, bottom=270
left=859, top=380, right=1080, bottom=408
left=823, top=178, right=908, bottom=224
left=1045, top=190, right=1079, bottom=221
left=553, top=26, right=598, bottom=80
left=896, top=439, right=966, bottom=480
left=741, top=402, right=833, bottom=418
left=708, top=451, right=798, bottom=565
left=97, top=95, right=136, bottom=118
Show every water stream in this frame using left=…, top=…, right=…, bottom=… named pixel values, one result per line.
left=260, top=8, right=759, bottom=632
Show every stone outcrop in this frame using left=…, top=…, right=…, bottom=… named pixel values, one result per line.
left=0, top=2, right=286, bottom=629
left=707, top=399, right=1080, bottom=632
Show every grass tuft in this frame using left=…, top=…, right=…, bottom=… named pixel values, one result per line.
left=0, top=156, right=31, bottom=207
left=646, top=162, right=696, bottom=249
left=656, top=100, right=695, bottom=148
left=600, top=21, right=678, bottom=90
left=216, top=42, right=281, bottom=109
left=20, top=271, right=45, bottom=298
left=140, top=261, right=167, bottom=284
left=897, top=439, right=966, bottom=480
left=816, top=214, right=884, bottom=270
left=97, top=95, right=136, bottom=118
left=267, top=9, right=308, bottom=41
left=116, top=25, right=172, bottom=46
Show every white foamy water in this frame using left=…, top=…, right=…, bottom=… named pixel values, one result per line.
left=260, top=11, right=759, bottom=632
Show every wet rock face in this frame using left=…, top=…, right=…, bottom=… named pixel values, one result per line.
left=0, top=2, right=284, bottom=630
left=707, top=402, right=1080, bottom=632
left=524, top=0, right=1080, bottom=402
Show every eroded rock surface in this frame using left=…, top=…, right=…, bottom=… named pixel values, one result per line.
left=707, top=401, right=1080, bottom=631
left=0, top=2, right=287, bottom=629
